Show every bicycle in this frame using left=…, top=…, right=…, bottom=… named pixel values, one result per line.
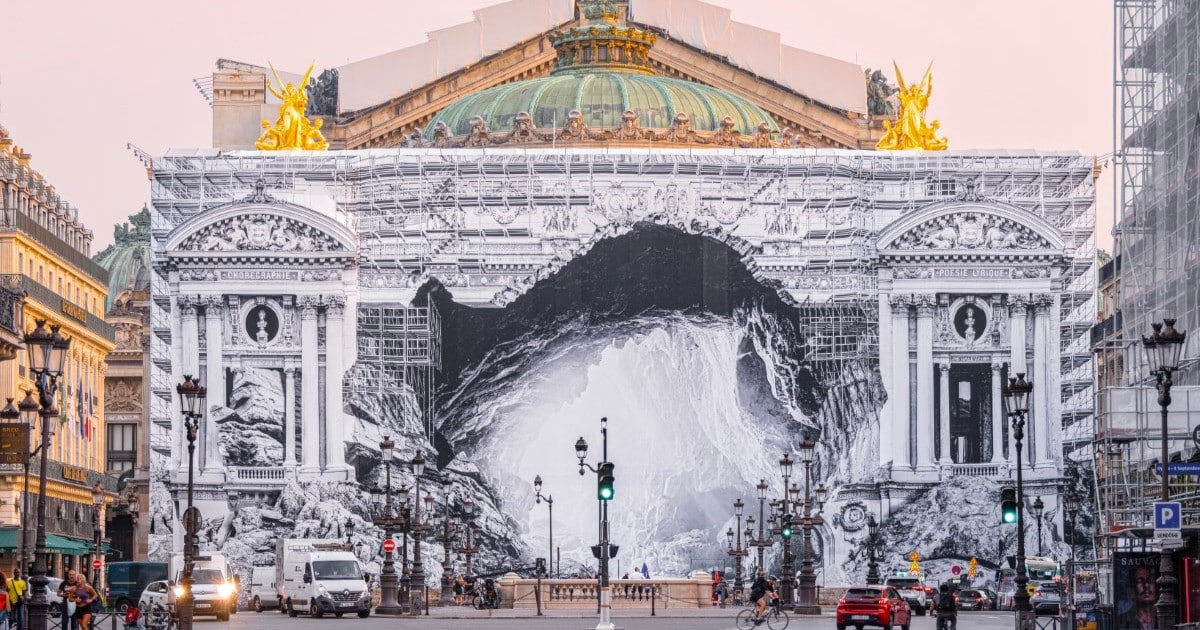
left=735, top=598, right=789, bottom=630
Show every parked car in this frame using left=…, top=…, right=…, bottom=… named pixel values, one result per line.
left=955, top=589, right=990, bottom=611
left=837, top=585, right=912, bottom=630
left=1031, top=581, right=1063, bottom=616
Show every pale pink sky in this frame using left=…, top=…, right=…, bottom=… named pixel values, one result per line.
left=1, top=0, right=1113, bottom=251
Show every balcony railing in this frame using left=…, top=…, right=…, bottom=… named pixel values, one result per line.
left=12, top=275, right=114, bottom=341
left=948, top=463, right=1004, bottom=478
left=227, top=466, right=287, bottom=483
left=0, top=211, right=109, bottom=285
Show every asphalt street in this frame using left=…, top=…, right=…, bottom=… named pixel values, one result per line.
left=200, top=608, right=1020, bottom=630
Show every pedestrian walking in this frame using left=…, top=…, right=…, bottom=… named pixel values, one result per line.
left=7, top=569, right=25, bottom=630
left=453, top=574, right=465, bottom=606
left=70, top=576, right=99, bottom=630
left=0, top=570, right=12, bottom=630
left=58, top=569, right=78, bottom=630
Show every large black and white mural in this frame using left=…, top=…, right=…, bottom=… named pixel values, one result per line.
left=149, top=151, right=1095, bottom=588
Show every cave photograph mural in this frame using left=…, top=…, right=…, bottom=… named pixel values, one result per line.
left=146, top=0, right=1097, bottom=602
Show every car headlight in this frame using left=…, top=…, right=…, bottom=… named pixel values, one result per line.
left=174, top=585, right=186, bottom=598
left=218, top=583, right=236, bottom=598
left=317, top=585, right=329, bottom=597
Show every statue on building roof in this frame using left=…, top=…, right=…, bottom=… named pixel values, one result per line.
left=256, top=61, right=329, bottom=151
left=865, top=68, right=899, bottom=116
left=876, top=61, right=948, bottom=151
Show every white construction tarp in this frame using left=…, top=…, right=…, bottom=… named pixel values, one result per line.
left=628, top=0, right=866, bottom=115
left=336, top=0, right=572, bottom=113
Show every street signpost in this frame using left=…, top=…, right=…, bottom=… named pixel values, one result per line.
left=1154, top=501, right=1183, bottom=548
left=382, top=538, right=396, bottom=553
left=92, top=559, right=101, bottom=570
left=951, top=565, right=962, bottom=576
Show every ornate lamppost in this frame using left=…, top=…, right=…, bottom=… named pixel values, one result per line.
left=398, top=491, right=412, bottom=613
left=1064, top=492, right=1081, bottom=630
left=534, top=475, right=555, bottom=578
left=409, top=451, right=428, bottom=615
left=1143, top=318, right=1187, bottom=630
left=777, top=452, right=795, bottom=607
left=24, top=320, right=70, bottom=630
left=374, top=436, right=404, bottom=616
left=18, top=390, right=39, bottom=574
left=748, top=480, right=770, bottom=573
left=92, top=482, right=105, bottom=587
left=1032, top=497, right=1045, bottom=556
left=437, top=478, right=455, bottom=607
left=176, top=376, right=206, bottom=630
left=576, top=417, right=616, bottom=630
left=795, top=438, right=825, bottom=615
left=865, top=514, right=881, bottom=585
left=1003, top=372, right=1033, bottom=613
left=726, top=498, right=747, bottom=603
left=457, top=498, right=478, bottom=579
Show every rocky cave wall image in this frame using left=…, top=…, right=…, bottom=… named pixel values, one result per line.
left=150, top=222, right=1071, bottom=588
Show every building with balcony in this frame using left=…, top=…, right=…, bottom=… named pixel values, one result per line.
left=0, top=123, right=117, bottom=575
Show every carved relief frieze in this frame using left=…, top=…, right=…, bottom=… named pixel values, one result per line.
left=113, top=321, right=144, bottom=351
left=891, top=212, right=1052, bottom=251
left=180, top=213, right=345, bottom=252
left=105, top=378, right=143, bottom=414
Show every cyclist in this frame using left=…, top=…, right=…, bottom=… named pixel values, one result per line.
left=748, top=573, right=779, bottom=623
left=935, top=583, right=958, bottom=630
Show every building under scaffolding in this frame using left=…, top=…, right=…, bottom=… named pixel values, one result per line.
left=353, top=304, right=442, bottom=439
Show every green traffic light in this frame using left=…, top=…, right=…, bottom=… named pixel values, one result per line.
left=599, top=485, right=614, bottom=500
left=782, top=526, right=793, bottom=539
left=1002, top=511, right=1017, bottom=524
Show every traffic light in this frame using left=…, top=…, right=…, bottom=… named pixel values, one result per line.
left=598, top=462, right=615, bottom=500
left=1000, top=486, right=1018, bottom=524
left=781, top=515, right=794, bottom=539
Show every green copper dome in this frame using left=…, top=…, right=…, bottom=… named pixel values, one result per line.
left=430, top=6, right=778, bottom=137
left=94, top=205, right=151, bottom=310
left=432, top=73, right=778, bottom=136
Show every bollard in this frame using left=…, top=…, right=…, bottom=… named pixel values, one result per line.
left=535, top=575, right=543, bottom=617
left=651, top=584, right=656, bottom=617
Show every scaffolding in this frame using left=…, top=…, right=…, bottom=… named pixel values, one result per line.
left=353, top=304, right=442, bottom=439
left=1114, top=0, right=1200, bottom=387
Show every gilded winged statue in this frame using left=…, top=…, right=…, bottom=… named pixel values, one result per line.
left=255, top=61, right=329, bottom=151
left=875, top=61, right=948, bottom=151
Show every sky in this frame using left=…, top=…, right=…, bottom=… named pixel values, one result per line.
left=0, top=0, right=1113, bottom=252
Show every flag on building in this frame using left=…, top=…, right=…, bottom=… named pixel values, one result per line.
left=87, top=385, right=95, bottom=441
left=77, top=378, right=85, bottom=439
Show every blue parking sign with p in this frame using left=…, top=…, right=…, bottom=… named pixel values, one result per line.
left=1155, top=502, right=1182, bottom=529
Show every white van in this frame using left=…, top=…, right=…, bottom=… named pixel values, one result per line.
left=168, top=552, right=239, bottom=620
left=276, top=540, right=370, bottom=618
left=248, top=565, right=279, bottom=612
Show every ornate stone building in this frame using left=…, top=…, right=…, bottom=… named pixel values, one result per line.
left=155, top=0, right=1097, bottom=582
left=94, top=206, right=152, bottom=561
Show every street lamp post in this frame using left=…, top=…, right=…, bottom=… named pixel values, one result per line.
left=458, top=498, right=478, bottom=578
left=24, top=321, right=70, bottom=630
left=1032, top=497, right=1044, bottom=556
left=18, top=390, right=40, bottom=575
left=410, top=452, right=427, bottom=616
left=92, top=482, right=105, bottom=588
left=795, top=439, right=824, bottom=615
left=399, top=493, right=412, bottom=613
left=778, top=452, right=794, bottom=607
left=176, top=375, right=206, bottom=630
left=726, top=499, right=747, bottom=603
left=576, top=417, right=616, bottom=630
left=533, top=475, right=555, bottom=578
left=749, top=480, right=770, bottom=573
left=1142, top=318, right=1187, bottom=630
left=438, top=478, right=455, bottom=607
left=1003, top=372, right=1033, bottom=613
left=1064, top=492, right=1081, bottom=630
left=865, top=514, right=881, bottom=585
left=374, top=437, right=404, bottom=616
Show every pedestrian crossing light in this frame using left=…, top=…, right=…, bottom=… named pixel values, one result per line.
left=1000, top=486, right=1018, bottom=524
left=598, top=462, right=615, bottom=501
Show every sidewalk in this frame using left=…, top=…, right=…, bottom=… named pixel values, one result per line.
left=414, top=606, right=833, bottom=619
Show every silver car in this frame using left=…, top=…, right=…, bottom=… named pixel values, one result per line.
left=1030, top=581, right=1063, bottom=616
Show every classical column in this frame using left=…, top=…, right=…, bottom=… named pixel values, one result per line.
left=203, top=296, right=225, bottom=475
left=990, top=362, right=1006, bottom=463
left=283, top=367, right=297, bottom=467
left=299, top=296, right=321, bottom=475
left=938, top=363, right=952, bottom=465
left=1032, top=294, right=1052, bottom=468
left=179, top=297, right=200, bottom=473
left=878, top=293, right=893, bottom=468
left=915, top=295, right=936, bottom=471
left=324, top=296, right=349, bottom=475
left=1008, top=295, right=1029, bottom=379
left=889, top=295, right=912, bottom=470
left=1047, top=293, right=1063, bottom=466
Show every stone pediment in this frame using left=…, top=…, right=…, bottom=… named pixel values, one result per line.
left=877, top=200, right=1065, bottom=259
left=165, top=192, right=358, bottom=259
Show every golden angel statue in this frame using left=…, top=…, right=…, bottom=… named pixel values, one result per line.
left=875, top=61, right=948, bottom=151
left=255, top=61, right=329, bottom=151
